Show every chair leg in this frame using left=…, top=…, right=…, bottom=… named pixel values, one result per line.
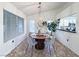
left=31, top=46, right=33, bottom=57
left=49, top=44, right=51, bottom=56
left=26, top=44, right=33, bottom=57
left=45, top=42, right=51, bottom=57
left=53, top=41, right=57, bottom=57
left=49, top=45, right=54, bottom=56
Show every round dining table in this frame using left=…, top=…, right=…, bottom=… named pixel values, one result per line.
left=31, top=33, right=48, bottom=50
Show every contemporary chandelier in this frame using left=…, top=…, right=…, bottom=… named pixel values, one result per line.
left=37, top=2, right=43, bottom=27
left=38, top=2, right=41, bottom=18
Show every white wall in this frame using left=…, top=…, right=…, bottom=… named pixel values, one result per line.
left=56, top=2, right=79, bottom=55
left=0, top=2, right=27, bottom=56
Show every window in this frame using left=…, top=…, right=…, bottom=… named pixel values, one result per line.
left=58, top=16, right=76, bottom=32
left=3, top=10, right=24, bottom=42
left=29, top=19, right=36, bottom=33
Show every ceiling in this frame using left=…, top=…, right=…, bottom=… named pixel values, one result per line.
left=12, top=2, right=73, bottom=16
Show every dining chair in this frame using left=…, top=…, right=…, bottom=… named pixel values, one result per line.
left=44, top=39, right=51, bottom=56
left=44, top=34, right=55, bottom=56
left=26, top=33, right=37, bottom=56
left=49, top=35, right=56, bottom=56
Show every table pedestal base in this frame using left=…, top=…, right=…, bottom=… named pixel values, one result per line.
left=35, top=39, right=45, bottom=50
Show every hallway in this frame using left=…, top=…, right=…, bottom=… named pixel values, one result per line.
left=7, top=38, right=78, bottom=57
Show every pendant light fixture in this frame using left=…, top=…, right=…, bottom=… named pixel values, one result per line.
left=37, top=2, right=42, bottom=27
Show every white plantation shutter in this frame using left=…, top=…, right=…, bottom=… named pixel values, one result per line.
left=4, top=9, right=24, bottom=42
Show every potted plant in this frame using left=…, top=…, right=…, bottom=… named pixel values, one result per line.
left=47, top=21, right=57, bottom=36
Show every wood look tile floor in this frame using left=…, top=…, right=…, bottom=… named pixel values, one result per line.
left=6, top=38, right=79, bottom=57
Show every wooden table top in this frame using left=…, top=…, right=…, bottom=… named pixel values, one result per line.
left=31, top=33, right=49, bottom=39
